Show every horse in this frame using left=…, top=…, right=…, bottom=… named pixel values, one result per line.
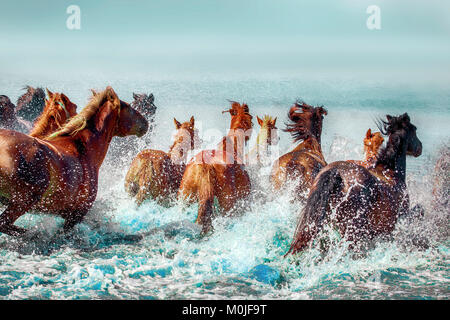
left=29, top=89, right=78, bottom=138
left=131, top=92, right=157, bottom=124
left=105, top=92, right=157, bottom=163
left=178, top=101, right=253, bottom=233
left=0, top=86, right=148, bottom=236
left=347, top=129, right=384, bottom=169
left=270, top=102, right=328, bottom=201
left=246, top=115, right=278, bottom=168
left=0, top=95, right=22, bottom=131
left=125, top=116, right=197, bottom=206
left=15, top=86, right=46, bottom=124
left=432, top=143, right=449, bottom=211
left=287, top=113, right=422, bottom=255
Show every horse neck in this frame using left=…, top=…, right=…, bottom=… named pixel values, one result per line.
left=77, top=110, right=118, bottom=173
left=377, top=137, right=408, bottom=183
left=29, top=115, right=58, bottom=138
left=217, top=127, right=248, bottom=162
left=254, top=127, right=270, bottom=155
left=293, top=135, right=323, bottom=157
left=168, top=137, right=190, bottom=164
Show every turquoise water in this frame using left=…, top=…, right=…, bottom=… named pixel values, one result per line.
left=0, top=74, right=448, bottom=299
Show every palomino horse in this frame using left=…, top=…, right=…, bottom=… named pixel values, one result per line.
left=347, top=129, right=384, bottom=169
left=0, top=86, right=148, bottom=236
left=16, top=86, right=46, bottom=124
left=178, top=101, right=253, bottom=233
left=29, top=89, right=78, bottom=138
left=246, top=115, right=278, bottom=168
left=287, top=113, right=422, bottom=255
left=125, top=116, right=197, bottom=205
left=270, top=102, right=328, bottom=200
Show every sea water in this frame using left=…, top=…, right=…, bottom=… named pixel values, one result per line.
left=0, top=72, right=448, bottom=299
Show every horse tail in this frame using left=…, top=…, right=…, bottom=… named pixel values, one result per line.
left=125, top=154, right=149, bottom=202
left=196, top=164, right=216, bottom=233
left=287, top=166, right=342, bottom=255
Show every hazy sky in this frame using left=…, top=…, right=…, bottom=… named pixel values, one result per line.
left=1, top=0, right=449, bottom=78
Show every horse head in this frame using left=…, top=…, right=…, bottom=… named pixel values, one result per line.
left=16, top=86, right=46, bottom=122
left=256, top=115, right=278, bottom=146
left=284, top=101, right=327, bottom=143
left=223, top=101, right=253, bottom=143
left=0, top=95, right=17, bottom=127
left=132, top=92, right=157, bottom=121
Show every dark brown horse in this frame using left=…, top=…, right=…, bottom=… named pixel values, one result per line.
left=29, top=89, right=78, bottom=138
left=0, top=86, right=148, bottom=236
left=287, top=113, right=422, bottom=255
left=16, top=86, right=46, bottom=123
left=178, top=101, right=253, bottom=233
left=125, top=116, right=197, bottom=205
left=0, top=95, right=19, bottom=130
left=347, top=129, right=384, bottom=169
left=131, top=92, right=157, bottom=123
left=270, top=102, right=328, bottom=200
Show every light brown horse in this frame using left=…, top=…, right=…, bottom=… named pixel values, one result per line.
left=125, top=116, right=197, bottom=205
left=287, top=113, right=422, bottom=255
left=270, top=102, right=328, bottom=200
left=246, top=115, right=278, bottom=167
left=178, top=101, right=253, bottom=233
left=0, top=86, right=148, bottom=236
left=29, top=89, right=78, bottom=138
left=347, top=129, right=384, bottom=169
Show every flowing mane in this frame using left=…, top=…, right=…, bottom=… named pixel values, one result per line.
left=47, top=87, right=120, bottom=140
left=375, top=113, right=414, bottom=168
left=284, top=101, right=327, bottom=143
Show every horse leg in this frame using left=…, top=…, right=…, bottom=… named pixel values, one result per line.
left=63, top=209, right=89, bottom=233
left=0, top=201, right=36, bottom=236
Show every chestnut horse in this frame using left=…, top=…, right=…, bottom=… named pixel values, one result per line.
left=347, top=129, right=384, bottom=169
left=178, top=101, right=253, bottom=233
left=125, top=116, right=197, bottom=205
left=287, top=113, right=422, bottom=255
left=29, top=89, right=78, bottom=138
left=246, top=115, right=278, bottom=168
left=270, top=102, right=328, bottom=200
left=0, top=86, right=148, bottom=236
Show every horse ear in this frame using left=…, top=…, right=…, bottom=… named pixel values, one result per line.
left=272, top=117, right=277, bottom=126
left=190, top=116, right=195, bottom=127
left=257, top=116, right=263, bottom=126
left=46, top=88, right=54, bottom=99
left=366, top=128, right=372, bottom=139
left=386, top=115, right=393, bottom=123
left=174, top=118, right=181, bottom=129
left=133, top=93, right=139, bottom=100
left=149, top=94, right=154, bottom=102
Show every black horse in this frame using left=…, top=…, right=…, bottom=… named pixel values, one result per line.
left=288, top=113, right=422, bottom=255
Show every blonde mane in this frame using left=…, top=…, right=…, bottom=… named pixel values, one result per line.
left=46, top=87, right=120, bottom=140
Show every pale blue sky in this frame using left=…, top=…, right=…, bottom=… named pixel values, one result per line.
left=1, top=0, right=449, bottom=78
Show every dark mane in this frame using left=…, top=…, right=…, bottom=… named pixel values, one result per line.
left=15, top=86, right=45, bottom=121
left=131, top=93, right=156, bottom=120
left=283, top=101, right=327, bottom=143
left=375, top=113, right=411, bottom=168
